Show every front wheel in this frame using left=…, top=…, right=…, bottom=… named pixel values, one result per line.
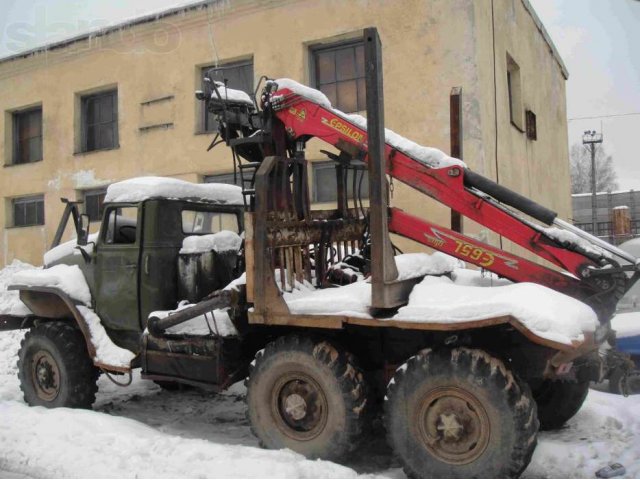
left=385, top=348, right=538, bottom=478
left=532, top=379, right=589, bottom=430
left=17, top=322, right=99, bottom=408
left=245, top=335, right=368, bottom=461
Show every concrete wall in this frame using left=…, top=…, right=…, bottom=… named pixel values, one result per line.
left=0, top=0, right=570, bottom=266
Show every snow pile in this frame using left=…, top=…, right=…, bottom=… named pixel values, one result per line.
left=180, top=231, right=242, bottom=255
left=394, top=276, right=597, bottom=345
left=0, top=399, right=357, bottom=478
left=612, top=311, right=640, bottom=339
left=342, top=112, right=466, bottom=169
left=284, top=253, right=462, bottom=318
left=77, top=306, right=136, bottom=367
left=526, top=390, right=640, bottom=478
left=44, top=232, right=99, bottom=265
left=285, top=281, right=372, bottom=318
left=274, top=78, right=331, bottom=107
left=542, top=227, right=608, bottom=258
left=211, top=80, right=254, bottom=106
left=450, top=268, right=512, bottom=287
left=154, top=301, right=239, bottom=337
left=11, top=264, right=92, bottom=306
left=395, top=252, right=464, bottom=280
left=0, top=260, right=38, bottom=316
left=105, top=176, right=244, bottom=205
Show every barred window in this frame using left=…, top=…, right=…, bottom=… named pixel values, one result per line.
left=312, top=162, right=369, bottom=203
left=13, top=195, right=44, bottom=227
left=313, top=41, right=365, bottom=113
left=13, top=107, right=42, bottom=164
left=83, top=188, right=108, bottom=222
left=81, top=89, right=118, bottom=152
left=202, top=61, right=253, bottom=132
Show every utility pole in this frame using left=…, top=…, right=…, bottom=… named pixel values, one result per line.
left=582, top=130, right=603, bottom=236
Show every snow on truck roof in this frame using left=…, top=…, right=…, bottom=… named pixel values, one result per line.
left=104, top=176, right=244, bottom=205
left=273, top=78, right=466, bottom=170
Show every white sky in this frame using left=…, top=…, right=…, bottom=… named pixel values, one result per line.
left=1, top=0, right=639, bottom=189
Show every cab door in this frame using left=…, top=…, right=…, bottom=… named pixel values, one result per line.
left=95, top=204, right=141, bottom=333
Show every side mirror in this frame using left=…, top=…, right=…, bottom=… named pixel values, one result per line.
left=77, top=214, right=90, bottom=246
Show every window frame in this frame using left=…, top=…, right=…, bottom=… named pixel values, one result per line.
left=12, top=106, right=43, bottom=165
left=311, top=40, right=366, bottom=113
left=311, top=161, right=369, bottom=203
left=83, top=187, right=108, bottom=223
left=80, top=89, right=119, bottom=153
left=203, top=173, right=241, bottom=186
left=12, top=194, right=44, bottom=228
left=201, top=60, right=254, bottom=133
left=506, top=53, right=524, bottom=132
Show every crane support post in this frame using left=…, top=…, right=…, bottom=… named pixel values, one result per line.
left=364, top=27, right=403, bottom=310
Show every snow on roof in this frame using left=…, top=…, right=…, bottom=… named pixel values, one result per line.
left=11, top=264, right=92, bottom=306
left=211, top=81, right=254, bottom=106
left=104, top=176, right=244, bottom=205
left=273, top=78, right=465, bottom=170
left=180, top=231, right=242, bottom=255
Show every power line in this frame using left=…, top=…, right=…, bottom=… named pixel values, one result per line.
left=568, top=112, right=640, bottom=121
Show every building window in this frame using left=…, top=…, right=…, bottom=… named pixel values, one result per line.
left=12, top=107, right=42, bottom=165
left=506, top=53, right=524, bottom=131
left=83, top=188, right=107, bottom=222
left=313, top=41, right=365, bottom=113
left=202, top=60, right=253, bottom=132
left=203, top=173, right=241, bottom=186
left=312, top=162, right=369, bottom=203
left=81, top=89, right=118, bottom=152
left=12, top=195, right=44, bottom=227
left=525, top=110, right=537, bottom=141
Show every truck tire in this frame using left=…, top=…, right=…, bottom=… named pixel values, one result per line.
left=245, top=335, right=368, bottom=461
left=532, top=379, right=589, bottom=430
left=17, top=322, right=99, bottom=408
left=385, top=348, right=538, bottom=479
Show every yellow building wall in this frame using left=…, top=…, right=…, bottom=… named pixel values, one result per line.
left=0, top=0, right=570, bottom=266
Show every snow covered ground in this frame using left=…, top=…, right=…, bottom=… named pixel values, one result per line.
left=1, top=262, right=639, bottom=478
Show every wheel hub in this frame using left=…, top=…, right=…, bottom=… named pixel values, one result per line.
left=31, top=350, right=60, bottom=401
left=271, top=373, right=328, bottom=441
left=418, top=386, right=490, bottom=465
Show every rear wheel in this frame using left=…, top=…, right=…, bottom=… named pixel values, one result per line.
left=17, top=322, right=99, bottom=408
left=245, top=335, right=368, bottom=461
left=532, top=379, right=589, bottom=430
left=385, top=348, right=538, bottom=478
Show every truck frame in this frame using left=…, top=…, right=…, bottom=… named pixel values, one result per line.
left=2, top=28, right=639, bottom=479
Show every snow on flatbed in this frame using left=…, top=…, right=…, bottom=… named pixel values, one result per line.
left=0, top=262, right=639, bottom=478
left=285, top=253, right=597, bottom=346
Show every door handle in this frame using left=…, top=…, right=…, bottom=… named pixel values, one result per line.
left=144, top=254, right=150, bottom=275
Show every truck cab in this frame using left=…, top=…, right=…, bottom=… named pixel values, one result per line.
left=46, top=180, right=245, bottom=352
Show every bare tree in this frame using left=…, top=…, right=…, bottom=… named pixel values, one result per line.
left=569, top=143, right=619, bottom=194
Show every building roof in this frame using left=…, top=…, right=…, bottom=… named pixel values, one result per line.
left=0, top=0, right=570, bottom=79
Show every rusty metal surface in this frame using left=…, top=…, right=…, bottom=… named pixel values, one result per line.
left=450, top=87, right=463, bottom=234
left=9, top=285, right=98, bottom=360
left=364, top=27, right=401, bottom=309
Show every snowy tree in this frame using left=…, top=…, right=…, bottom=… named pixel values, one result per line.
left=570, top=143, right=619, bottom=194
